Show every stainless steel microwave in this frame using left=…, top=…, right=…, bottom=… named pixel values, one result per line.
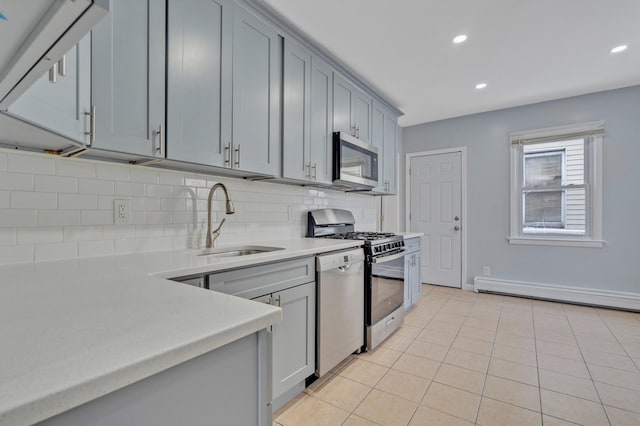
left=333, top=132, right=378, bottom=190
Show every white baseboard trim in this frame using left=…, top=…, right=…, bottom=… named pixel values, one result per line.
left=473, top=277, right=640, bottom=312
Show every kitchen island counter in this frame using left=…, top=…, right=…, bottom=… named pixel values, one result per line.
left=0, top=238, right=362, bottom=425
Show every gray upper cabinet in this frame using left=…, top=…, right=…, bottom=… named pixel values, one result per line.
left=6, top=36, right=91, bottom=144
left=282, top=39, right=333, bottom=184
left=91, top=0, right=166, bottom=158
left=372, top=100, right=398, bottom=194
left=333, top=73, right=372, bottom=143
left=166, top=0, right=233, bottom=166
left=282, top=38, right=311, bottom=182
left=309, top=55, right=333, bottom=184
left=232, top=5, right=281, bottom=176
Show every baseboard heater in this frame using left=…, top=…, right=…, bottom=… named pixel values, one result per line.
left=474, top=277, right=640, bottom=312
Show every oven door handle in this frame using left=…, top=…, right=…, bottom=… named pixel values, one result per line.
left=371, top=250, right=407, bottom=264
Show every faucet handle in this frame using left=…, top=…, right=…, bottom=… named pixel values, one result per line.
left=212, top=217, right=226, bottom=233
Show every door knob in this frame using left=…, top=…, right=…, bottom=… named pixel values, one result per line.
left=454, top=216, right=460, bottom=221
left=454, top=226, right=460, bottom=231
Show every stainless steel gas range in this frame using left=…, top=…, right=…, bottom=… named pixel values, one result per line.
left=308, top=209, right=406, bottom=351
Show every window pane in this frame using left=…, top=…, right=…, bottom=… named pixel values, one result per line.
left=523, top=190, right=563, bottom=227
left=524, top=153, right=562, bottom=187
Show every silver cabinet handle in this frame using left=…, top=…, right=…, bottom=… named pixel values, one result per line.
left=234, top=144, right=240, bottom=168
left=84, top=105, right=96, bottom=145
left=351, top=125, right=356, bottom=137
left=156, top=124, right=164, bottom=157
left=265, top=296, right=272, bottom=305
left=224, top=142, right=231, bottom=167
left=48, top=64, right=57, bottom=83
left=454, top=225, right=460, bottom=231
left=355, top=125, right=360, bottom=139
left=58, top=54, right=66, bottom=77
left=311, top=163, right=317, bottom=180
left=274, top=294, right=281, bottom=307
left=305, top=162, right=311, bottom=179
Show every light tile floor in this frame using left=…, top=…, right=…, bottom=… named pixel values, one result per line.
left=274, top=284, right=640, bottom=426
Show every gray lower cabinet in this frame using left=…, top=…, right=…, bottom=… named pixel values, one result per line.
left=166, top=0, right=233, bottom=166
left=39, top=331, right=272, bottom=426
left=231, top=4, right=281, bottom=175
left=372, top=100, right=399, bottom=194
left=6, top=35, right=91, bottom=144
left=254, top=282, right=315, bottom=400
left=90, top=0, right=166, bottom=158
left=333, top=73, right=372, bottom=144
left=205, top=257, right=316, bottom=405
left=404, top=237, right=422, bottom=310
left=282, top=39, right=333, bottom=184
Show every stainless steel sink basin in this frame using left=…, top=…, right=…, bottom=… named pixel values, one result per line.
left=197, top=245, right=284, bottom=257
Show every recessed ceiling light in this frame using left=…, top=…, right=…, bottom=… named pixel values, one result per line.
left=475, top=83, right=487, bottom=89
left=453, top=34, right=468, bottom=44
left=610, top=45, right=628, bottom=53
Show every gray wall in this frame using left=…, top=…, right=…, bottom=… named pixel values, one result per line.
left=402, top=85, right=640, bottom=293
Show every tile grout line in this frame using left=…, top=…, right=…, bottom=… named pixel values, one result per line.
left=561, top=303, right=611, bottom=425
left=532, top=303, right=545, bottom=425
left=594, top=307, right=640, bottom=373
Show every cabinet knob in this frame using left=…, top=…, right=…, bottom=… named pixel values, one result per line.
left=454, top=225, right=460, bottom=231
left=454, top=216, right=460, bottom=221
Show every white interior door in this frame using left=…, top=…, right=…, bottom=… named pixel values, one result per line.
left=409, top=152, right=462, bottom=288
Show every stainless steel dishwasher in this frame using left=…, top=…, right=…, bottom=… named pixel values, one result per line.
left=315, top=247, right=365, bottom=377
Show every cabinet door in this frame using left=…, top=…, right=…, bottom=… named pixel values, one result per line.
left=91, top=0, right=166, bottom=157
left=353, top=88, right=372, bottom=143
left=166, top=0, right=232, bottom=166
left=282, top=38, right=311, bottom=181
left=232, top=5, right=281, bottom=175
left=271, top=282, right=315, bottom=399
left=411, top=254, right=422, bottom=306
left=309, top=56, right=333, bottom=185
left=7, top=36, right=91, bottom=144
left=383, top=113, right=398, bottom=194
left=332, top=73, right=354, bottom=135
left=371, top=103, right=386, bottom=193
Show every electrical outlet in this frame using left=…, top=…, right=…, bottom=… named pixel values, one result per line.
left=483, top=266, right=491, bottom=277
left=114, top=199, right=131, bottom=224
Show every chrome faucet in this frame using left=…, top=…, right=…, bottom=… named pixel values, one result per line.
left=206, top=183, right=235, bottom=248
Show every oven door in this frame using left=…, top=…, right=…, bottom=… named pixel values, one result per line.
left=369, top=250, right=405, bottom=325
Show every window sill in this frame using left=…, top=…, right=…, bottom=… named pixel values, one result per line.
left=508, top=237, right=605, bottom=248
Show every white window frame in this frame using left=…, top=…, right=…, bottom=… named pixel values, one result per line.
left=522, top=149, right=566, bottom=230
left=509, top=121, right=604, bottom=248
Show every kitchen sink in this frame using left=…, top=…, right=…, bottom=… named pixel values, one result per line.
left=197, top=245, right=284, bottom=257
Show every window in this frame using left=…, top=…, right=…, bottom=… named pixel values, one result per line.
left=509, top=121, right=604, bottom=247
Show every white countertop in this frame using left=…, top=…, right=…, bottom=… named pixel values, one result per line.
left=0, top=238, right=362, bottom=426
left=398, top=232, right=424, bottom=239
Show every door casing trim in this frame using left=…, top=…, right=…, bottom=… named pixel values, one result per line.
left=406, top=146, right=467, bottom=289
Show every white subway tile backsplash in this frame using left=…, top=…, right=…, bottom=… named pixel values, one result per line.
left=35, top=175, right=77, bottom=193
left=0, top=148, right=376, bottom=263
left=81, top=210, right=114, bottom=226
left=102, top=225, right=135, bottom=240
left=0, top=190, right=8, bottom=208
left=0, top=172, right=34, bottom=190
left=130, top=167, right=159, bottom=184
left=78, top=179, right=114, bottom=195
left=79, top=240, right=114, bottom=258
left=145, top=184, right=173, bottom=198
left=63, top=226, right=103, bottom=242
left=56, top=159, right=95, bottom=178
left=8, top=153, right=55, bottom=175
left=59, top=193, right=98, bottom=210
left=114, top=182, right=145, bottom=197
left=146, top=211, right=172, bottom=225
left=96, top=163, right=130, bottom=181
left=17, top=227, right=63, bottom=244
left=35, top=242, right=77, bottom=262
left=0, top=245, right=34, bottom=265
left=11, top=192, right=57, bottom=209
left=0, top=210, right=38, bottom=227
left=0, top=228, right=16, bottom=245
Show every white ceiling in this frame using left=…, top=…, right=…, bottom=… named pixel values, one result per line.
left=261, top=0, right=640, bottom=127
